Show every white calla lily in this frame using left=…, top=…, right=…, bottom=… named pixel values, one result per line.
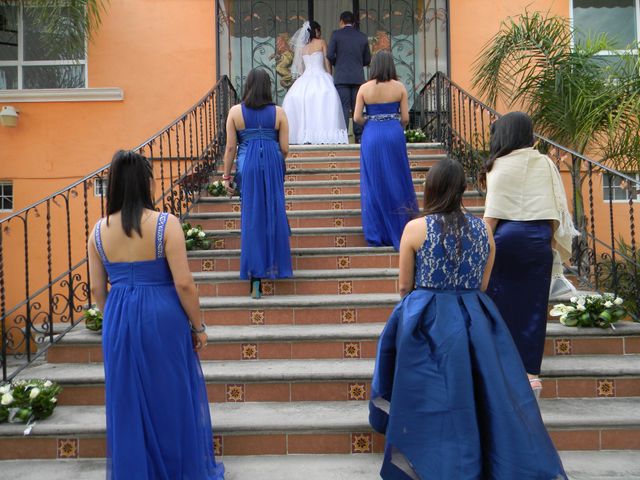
left=604, top=301, right=613, bottom=308
left=29, top=388, right=41, bottom=399
left=44, top=380, right=53, bottom=388
left=614, top=297, right=624, bottom=305
left=1, top=392, right=14, bottom=405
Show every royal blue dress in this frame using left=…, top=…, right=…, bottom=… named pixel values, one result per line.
left=359, top=102, right=418, bottom=251
left=236, top=103, right=292, bottom=280
left=370, top=213, right=566, bottom=480
left=96, top=213, right=224, bottom=480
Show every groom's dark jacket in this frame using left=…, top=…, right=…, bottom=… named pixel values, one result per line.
left=327, top=26, right=371, bottom=85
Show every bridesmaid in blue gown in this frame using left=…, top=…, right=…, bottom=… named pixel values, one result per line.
left=354, top=51, right=418, bottom=251
left=88, top=151, right=224, bottom=479
left=222, top=68, right=293, bottom=298
left=370, top=158, right=566, bottom=479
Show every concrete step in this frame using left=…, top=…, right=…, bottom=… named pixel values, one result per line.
left=23, top=355, right=640, bottom=405
left=2, top=451, right=640, bottom=480
left=47, top=322, right=640, bottom=365
left=279, top=178, right=427, bottom=195
left=205, top=227, right=369, bottom=250
left=1, top=399, right=638, bottom=458
left=214, top=166, right=431, bottom=183
left=188, top=246, right=400, bottom=272
left=287, top=142, right=442, bottom=153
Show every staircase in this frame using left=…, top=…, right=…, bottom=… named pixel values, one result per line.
left=1, top=144, right=640, bottom=479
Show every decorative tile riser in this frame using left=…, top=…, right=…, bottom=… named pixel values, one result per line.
left=202, top=307, right=393, bottom=326
left=2, top=428, right=638, bottom=459
left=280, top=172, right=429, bottom=182
left=189, top=253, right=400, bottom=272
left=199, top=216, right=364, bottom=230
left=197, top=278, right=398, bottom=297
left=53, top=380, right=376, bottom=406
left=544, top=336, right=640, bottom=356
left=206, top=234, right=370, bottom=250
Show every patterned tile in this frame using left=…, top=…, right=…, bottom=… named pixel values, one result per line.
left=597, top=379, right=616, bottom=397
left=57, top=438, right=79, bottom=459
left=337, top=256, right=351, bottom=269
left=335, top=236, right=347, bottom=248
left=348, top=382, right=367, bottom=401
left=213, top=239, right=226, bottom=250
left=262, top=280, right=275, bottom=296
left=213, top=435, right=223, bottom=456
left=290, top=152, right=299, bottom=158
left=339, top=281, right=353, bottom=295
left=226, top=384, right=245, bottom=402
left=285, top=188, right=295, bottom=196
left=330, top=175, right=339, bottom=181
left=554, top=339, right=572, bottom=355
left=334, top=218, right=345, bottom=228
left=232, top=203, right=241, bottom=213
left=251, top=310, right=266, bottom=325
left=331, top=187, right=342, bottom=195
left=344, top=342, right=361, bottom=359
left=351, top=433, right=372, bottom=453
left=287, top=175, right=297, bottom=182
left=410, top=161, right=418, bottom=168
left=285, top=202, right=292, bottom=212
left=329, top=162, right=338, bottom=169
left=289, top=164, right=298, bottom=171
left=224, top=220, right=236, bottom=230
left=416, top=173, right=426, bottom=180
left=202, top=259, right=215, bottom=272
left=341, top=308, right=356, bottom=324
left=241, top=343, right=258, bottom=360
left=332, top=201, right=344, bottom=210
left=328, top=151, right=337, bottom=158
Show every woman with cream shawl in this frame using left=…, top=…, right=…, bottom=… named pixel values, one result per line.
left=483, top=112, right=579, bottom=399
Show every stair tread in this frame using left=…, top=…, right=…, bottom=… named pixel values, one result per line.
left=1, top=398, right=639, bottom=437
left=200, top=190, right=481, bottom=202
left=2, top=452, right=640, bottom=480
left=192, top=268, right=400, bottom=281
left=288, top=142, right=441, bottom=152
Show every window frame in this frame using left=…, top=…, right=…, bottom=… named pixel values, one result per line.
left=569, top=0, right=640, bottom=57
left=602, top=172, right=640, bottom=203
left=0, top=181, right=13, bottom=212
left=0, top=4, right=88, bottom=90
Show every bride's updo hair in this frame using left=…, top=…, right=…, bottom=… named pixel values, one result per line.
left=243, top=68, right=274, bottom=109
left=369, top=50, right=397, bottom=83
left=308, top=21, right=321, bottom=41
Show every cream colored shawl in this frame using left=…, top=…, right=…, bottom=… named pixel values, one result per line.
left=484, top=147, right=580, bottom=263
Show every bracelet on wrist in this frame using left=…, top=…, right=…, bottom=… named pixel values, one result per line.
left=190, top=322, right=206, bottom=334
left=222, top=174, right=232, bottom=180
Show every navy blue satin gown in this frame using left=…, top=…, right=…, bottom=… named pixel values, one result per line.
left=487, top=220, right=553, bottom=375
left=236, top=103, right=292, bottom=280
left=97, top=213, right=224, bottom=480
left=359, top=102, right=418, bottom=250
left=370, top=213, right=566, bottom=479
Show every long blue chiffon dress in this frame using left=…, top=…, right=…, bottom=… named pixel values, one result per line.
left=97, top=213, right=225, bottom=480
left=236, top=103, right=292, bottom=280
left=487, top=220, right=553, bottom=374
left=359, top=102, right=418, bottom=251
left=370, top=213, right=566, bottom=480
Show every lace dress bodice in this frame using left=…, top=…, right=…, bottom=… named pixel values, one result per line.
left=414, top=213, right=489, bottom=290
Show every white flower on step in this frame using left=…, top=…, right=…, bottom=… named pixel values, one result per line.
left=576, top=304, right=586, bottom=311
left=576, top=296, right=586, bottom=307
left=29, top=388, right=41, bottom=399
left=1, top=392, right=14, bottom=405
left=43, top=380, right=52, bottom=388
left=198, top=231, right=206, bottom=238
left=549, top=305, right=568, bottom=317
left=0, top=384, right=10, bottom=394
left=88, top=308, right=96, bottom=316
left=50, top=397, right=57, bottom=403
left=614, top=297, right=624, bottom=305
left=570, top=296, right=578, bottom=304
left=604, top=301, right=613, bottom=308
left=187, top=228, right=195, bottom=236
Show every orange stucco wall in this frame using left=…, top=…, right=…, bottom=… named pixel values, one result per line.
left=449, top=0, right=570, bottom=99
left=0, top=0, right=217, bottom=216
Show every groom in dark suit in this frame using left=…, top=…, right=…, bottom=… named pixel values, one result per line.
left=327, top=11, right=371, bottom=143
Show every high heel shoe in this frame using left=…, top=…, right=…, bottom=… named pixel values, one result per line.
left=251, top=279, right=262, bottom=300
left=529, top=377, right=543, bottom=401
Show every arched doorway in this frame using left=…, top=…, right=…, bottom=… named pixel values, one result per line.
left=217, top=0, right=449, bottom=107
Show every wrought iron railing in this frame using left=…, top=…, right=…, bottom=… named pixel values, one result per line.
left=0, top=76, right=238, bottom=381
left=415, top=72, right=640, bottom=316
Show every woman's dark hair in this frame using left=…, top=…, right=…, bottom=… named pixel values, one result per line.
left=369, top=50, right=397, bottom=83
left=242, top=68, right=274, bottom=109
left=308, top=21, right=321, bottom=41
left=485, top=111, right=535, bottom=175
left=340, top=11, right=355, bottom=24
left=106, top=150, right=154, bottom=238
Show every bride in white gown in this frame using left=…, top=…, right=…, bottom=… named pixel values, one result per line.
left=283, top=21, right=349, bottom=145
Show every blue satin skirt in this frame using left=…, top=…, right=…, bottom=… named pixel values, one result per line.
left=369, top=288, right=566, bottom=479
left=487, top=220, right=553, bottom=374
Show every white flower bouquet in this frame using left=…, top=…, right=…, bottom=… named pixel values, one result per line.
left=405, top=128, right=427, bottom=143
left=182, top=222, right=210, bottom=251
left=207, top=180, right=226, bottom=197
left=0, top=379, right=61, bottom=424
left=83, top=305, right=103, bottom=332
left=550, top=293, right=627, bottom=329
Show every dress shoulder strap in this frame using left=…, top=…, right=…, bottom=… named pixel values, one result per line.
left=94, top=219, right=108, bottom=264
left=155, top=212, right=169, bottom=259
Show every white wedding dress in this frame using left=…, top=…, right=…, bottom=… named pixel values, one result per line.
left=282, top=51, right=349, bottom=145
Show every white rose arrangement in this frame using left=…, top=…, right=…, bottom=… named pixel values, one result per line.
left=550, top=293, right=628, bottom=329
left=83, top=304, right=103, bottom=332
left=182, top=223, right=211, bottom=251
left=0, top=379, right=61, bottom=425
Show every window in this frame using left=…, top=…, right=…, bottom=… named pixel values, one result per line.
left=603, top=173, right=640, bottom=201
left=573, top=0, right=639, bottom=48
left=0, top=182, right=13, bottom=211
left=0, top=5, right=86, bottom=90
left=93, top=178, right=107, bottom=197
